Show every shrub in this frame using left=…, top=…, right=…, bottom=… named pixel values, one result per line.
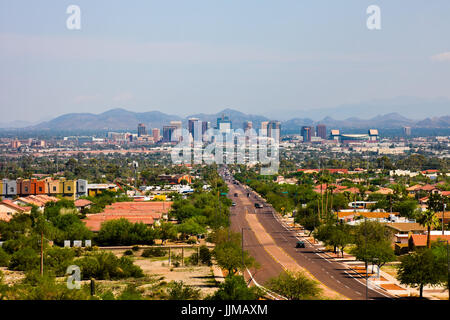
left=187, top=252, right=199, bottom=266
left=0, top=248, right=10, bottom=267
left=132, top=245, right=140, bottom=252
left=141, top=247, right=166, bottom=258
left=167, top=281, right=200, bottom=300
left=9, top=247, right=40, bottom=271
left=123, top=250, right=134, bottom=256
left=44, top=247, right=76, bottom=276
left=77, top=252, right=144, bottom=280
left=199, top=246, right=212, bottom=266
left=117, top=284, right=143, bottom=300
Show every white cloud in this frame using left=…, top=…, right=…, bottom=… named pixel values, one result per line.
left=431, top=52, right=450, bottom=62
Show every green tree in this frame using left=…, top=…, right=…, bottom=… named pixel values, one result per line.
left=397, top=248, right=445, bottom=298
left=351, top=220, right=395, bottom=271
left=211, top=275, right=262, bottom=300
left=417, top=210, right=440, bottom=249
left=267, top=271, right=322, bottom=300
left=167, top=281, right=201, bottom=300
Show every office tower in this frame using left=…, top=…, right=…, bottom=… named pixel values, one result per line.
left=267, top=121, right=281, bottom=139
left=188, top=118, right=201, bottom=141
left=301, top=126, right=313, bottom=142
left=170, top=121, right=182, bottom=141
left=260, top=121, right=269, bottom=136
left=403, top=126, right=411, bottom=136
left=137, top=123, right=147, bottom=137
left=152, top=128, right=160, bottom=142
left=217, top=114, right=232, bottom=133
left=201, top=121, right=210, bottom=135
left=162, top=125, right=177, bottom=142
left=244, top=121, right=253, bottom=132
left=316, top=124, right=327, bottom=140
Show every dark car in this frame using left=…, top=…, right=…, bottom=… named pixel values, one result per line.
left=234, top=193, right=238, bottom=197
left=295, top=241, right=305, bottom=248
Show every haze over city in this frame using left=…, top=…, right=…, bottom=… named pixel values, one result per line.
left=1, top=0, right=450, bottom=123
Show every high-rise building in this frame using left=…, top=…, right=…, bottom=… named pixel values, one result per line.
left=137, top=123, right=147, bottom=137
left=152, top=128, right=160, bottom=142
left=267, top=121, right=281, bottom=139
left=201, top=121, right=210, bottom=135
left=403, top=126, right=411, bottom=136
left=260, top=121, right=269, bottom=136
left=217, top=115, right=232, bottom=133
left=188, top=118, right=201, bottom=141
left=170, top=121, right=182, bottom=142
left=162, top=126, right=177, bottom=142
left=301, top=126, right=313, bottom=142
left=244, top=121, right=253, bottom=132
left=316, top=124, right=327, bottom=140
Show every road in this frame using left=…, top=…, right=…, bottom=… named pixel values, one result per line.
left=225, top=176, right=394, bottom=300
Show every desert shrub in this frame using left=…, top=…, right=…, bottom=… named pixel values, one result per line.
left=77, top=252, right=144, bottom=280
left=187, top=252, right=199, bottom=266
left=141, top=247, right=166, bottom=258
left=0, top=248, right=10, bottom=267
left=117, top=284, right=143, bottom=300
left=199, top=246, right=212, bottom=266
left=44, top=247, right=76, bottom=276
left=167, top=281, right=200, bottom=300
left=132, top=245, right=140, bottom=252
left=9, top=247, right=39, bottom=271
left=123, top=250, right=134, bottom=256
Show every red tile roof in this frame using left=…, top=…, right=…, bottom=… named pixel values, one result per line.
left=74, top=199, right=93, bottom=207
left=83, top=201, right=172, bottom=232
left=0, top=200, right=32, bottom=213
left=410, top=234, right=450, bottom=247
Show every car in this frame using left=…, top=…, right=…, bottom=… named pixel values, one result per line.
left=232, top=202, right=236, bottom=206
left=254, top=203, right=263, bottom=208
left=295, top=241, right=306, bottom=248
left=234, top=193, right=238, bottom=197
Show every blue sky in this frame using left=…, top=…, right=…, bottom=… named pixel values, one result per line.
left=1, top=0, right=449, bottom=122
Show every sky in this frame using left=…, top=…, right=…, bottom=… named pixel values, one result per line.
left=1, top=0, right=450, bottom=123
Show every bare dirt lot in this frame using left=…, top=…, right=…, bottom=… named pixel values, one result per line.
left=112, top=248, right=219, bottom=298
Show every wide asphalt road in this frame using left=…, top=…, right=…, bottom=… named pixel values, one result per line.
left=225, top=176, right=394, bottom=300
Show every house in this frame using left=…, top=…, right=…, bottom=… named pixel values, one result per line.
left=338, top=211, right=399, bottom=223
left=158, top=174, right=193, bottom=184
left=86, top=183, right=117, bottom=197
left=74, top=199, right=93, bottom=211
left=385, top=222, right=427, bottom=235
left=0, top=200, right=32, bottom=222
left=14, top=195, right=59, bottom=211
left=83, top=201, right=172, bottom=232
left=408, top=234, right=450, bottom=251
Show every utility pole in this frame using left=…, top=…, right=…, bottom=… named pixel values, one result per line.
left=443, top=203, right=446, bottom=235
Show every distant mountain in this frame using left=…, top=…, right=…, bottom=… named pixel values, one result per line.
left=266, top=96, right=450, bottom=121
left=17, top=107, right=450, bottom=132
left=32, top=108, right=183, bottom=131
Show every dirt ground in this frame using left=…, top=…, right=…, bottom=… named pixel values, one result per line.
left=112, top=248, right=219, bottom=298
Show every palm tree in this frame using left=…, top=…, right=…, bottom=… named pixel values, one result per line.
left=417, top=210, right=439, bottom=248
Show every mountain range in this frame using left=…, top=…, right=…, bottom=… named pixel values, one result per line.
left=16, top=108, right=449, bottom=132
